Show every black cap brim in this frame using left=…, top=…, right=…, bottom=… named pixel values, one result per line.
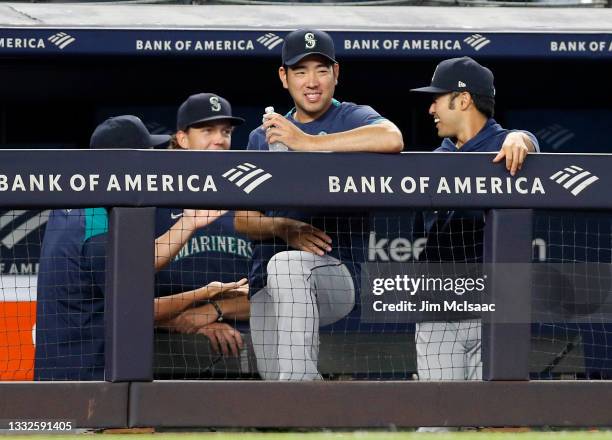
left=410, top=86, right=453, bottom=94
left=284, top=52, right=337, bottom=67
left=180, top=115, right=245, bottom=131
left=150, top=134, right=171, bottom=149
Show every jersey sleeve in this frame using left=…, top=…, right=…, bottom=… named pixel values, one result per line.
left=81, top=233, right=107, bottom=292
left=342, top=104, right=388, bottom=130
left=510, top=130, right=540, bottom=153
left=522, top=130, right=540, bottom=153
left=246, top=128, right=269, bottom=151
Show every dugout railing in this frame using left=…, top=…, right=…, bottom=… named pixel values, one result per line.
left=0, top=149, right=611, bottom=429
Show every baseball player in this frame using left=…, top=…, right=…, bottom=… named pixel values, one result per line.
left=235, top=29, right=403, bottom=380
left=155, top=93, right=252, bottom=360
left=34, top=115, right=243, bottom=380
left=410, top=57, right=539, bottom=431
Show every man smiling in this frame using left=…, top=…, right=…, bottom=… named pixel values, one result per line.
left=410, top=56, right=538, bottom=431
left=236, top=29, right=403, bottom=381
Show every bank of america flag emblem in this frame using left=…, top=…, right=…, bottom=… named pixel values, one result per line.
left=463, top=34, right=491, bottom=51
left=223, top=163, right=272, bottom=194
left=257, top=33, right=284, bottom=50
left=549, top=165, right=599, bottom=196
left=536, top=124, right=575, bottom=150
left=48, top=32, right=76, bottom=49
left=0, top=210, right=51, bottom=249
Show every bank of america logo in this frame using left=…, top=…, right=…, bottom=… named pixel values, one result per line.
left=256, top=33, right=284, bottom=50
left=223, top=163, right=272, bottom=194
left=550, top=166, right=599, bottom=196
left=536, top=124, right=575, bottom=150
left=0, top=210, right=50, bottom=249
left=48, top=32, right=76, bottom=50
left=464, top=34, right=491, bottom=51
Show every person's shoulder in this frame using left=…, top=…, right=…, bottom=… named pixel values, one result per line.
left=337, top=100, right=378, bottom=115
left=247, top=126, right=267, bottom=151
left=334, top=100, right=386, bottom=127
left=434, top=139, right=456, bottom=152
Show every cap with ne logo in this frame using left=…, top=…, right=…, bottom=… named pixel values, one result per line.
left=282, top=29, right=337, bottom=67
left=177, top=93, right=245, bottom=131
left=90, top=115, right=170, bottom=149
left=410, top=56, right=495, bottom=98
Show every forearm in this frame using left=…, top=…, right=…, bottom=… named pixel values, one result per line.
left=154, top=289, right=199, bottom=323
left=158, top=296, right=250, bottom=333
left=154, top=217, right=195, bottom=271
left=216, top=296, right=250, bottom=321
left=153, top=284, right=217, bottom=323
left=234, top=210, right=288, bottom=241
left=302, top=121, right=403, bottom=153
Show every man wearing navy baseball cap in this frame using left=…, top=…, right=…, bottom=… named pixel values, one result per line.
left=34, top=113, right=241, bottom=380
left=411, top=56, right=536, bottom=175
left=173, top=93, right=244, bottom=151
left=237, top=29, right=403, bottom=382
left=411, top=57, right=539, bottom=432
left=90, top=114, right=170, bottom=149
left=281, top=28, right=337, bottom=67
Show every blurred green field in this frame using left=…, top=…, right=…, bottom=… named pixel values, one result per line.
left=3, top=432, right=612, bottom=440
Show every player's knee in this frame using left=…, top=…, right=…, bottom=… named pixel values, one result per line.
left=266, top=250, right=308, bottom=283
left=267, top=251, right=292, bottom=276
left=337, top=289, right=355, bottom=318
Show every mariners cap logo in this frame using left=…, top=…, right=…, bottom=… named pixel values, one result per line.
left=209, top=96, right=221, bottom=112
left=305, top=32, right=316, bottom=49
left=458, top=81, right=467, bottom=88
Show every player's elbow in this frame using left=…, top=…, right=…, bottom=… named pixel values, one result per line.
left=387, top=134, right=404, bottom=153
left=379, top=123, right=404, bottom=153
left=234, top=211, right=248, bottom=234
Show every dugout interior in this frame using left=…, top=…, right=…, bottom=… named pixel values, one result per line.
left=0, top=56, right=611, bottom=153
left=0, top=5, right=610, bottom=153
left=0, top=4, right=611, bottom=381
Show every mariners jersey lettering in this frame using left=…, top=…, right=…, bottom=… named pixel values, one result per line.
left=154, top=209, right=252, bottom=297
left=247, top=100, right=386, bottom=292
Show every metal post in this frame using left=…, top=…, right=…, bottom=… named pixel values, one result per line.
left=482, top=209, right=533, bottom=380
left=105, top=207, right=155, bottom=382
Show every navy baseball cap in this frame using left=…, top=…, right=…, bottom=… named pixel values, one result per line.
left=282, top=29, right=336, bottom=67
left=411, top=57, right=495, bottom=98
left=177, top=93, right=244, bottom=131
left=90, top=115, right=170, bottom=149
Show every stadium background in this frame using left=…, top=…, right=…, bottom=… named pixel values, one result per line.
left=0, top=2, right=611, bottom=431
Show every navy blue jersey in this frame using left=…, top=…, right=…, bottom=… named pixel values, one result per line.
left=154, top=209, right=252, bottom=297
left=423, top=118, right=540, bottom=262
left=246, top=99, right=386, bottom=292
left=434, top=118, right=539, bottom=154
left=34, top=208, right=108, bottom=380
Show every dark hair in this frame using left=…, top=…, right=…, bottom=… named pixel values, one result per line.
left=471, top=93, right=495, bottom=118
left=284, top=58, right=335, bottom=71
left=169, top=134, right=182, bottom=150
left=448, top=91, right=495, bottom=118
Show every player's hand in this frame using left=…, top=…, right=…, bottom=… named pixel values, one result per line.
left=198, top=322, right=244, bottom=357
left=275, top=218, right=332, bottom=256
left=181, top=209, right=227, bottom=230
left=493, top=132, right=529, bottom=176
left=262, top=112, right=313, bottom=151
left=201, top=278, right=249, bottom=300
